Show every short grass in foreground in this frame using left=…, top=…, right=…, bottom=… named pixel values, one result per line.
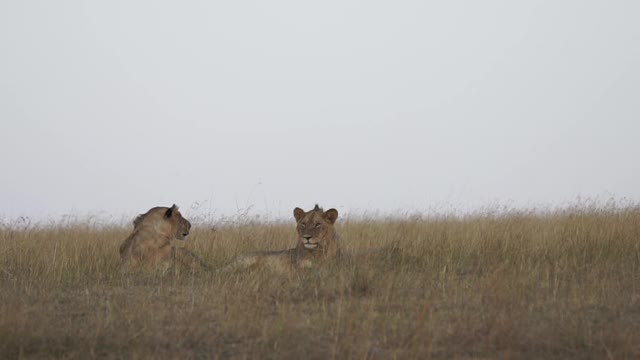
left=1, top=207, right=640, bottom=359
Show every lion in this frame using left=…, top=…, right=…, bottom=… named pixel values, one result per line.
left=224, top=205, right=341, bottom=272
left=119, top=204, right=209, bottom=273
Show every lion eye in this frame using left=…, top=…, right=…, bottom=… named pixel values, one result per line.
left=301, top=223, right=306, bottom=228
left=315, top=223, right=321, bottom=228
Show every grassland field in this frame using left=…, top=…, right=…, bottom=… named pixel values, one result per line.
left=1, top=205, right=640, bottom=359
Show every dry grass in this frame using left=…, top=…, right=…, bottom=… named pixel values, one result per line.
left=1, top=206, right=640, bottom=359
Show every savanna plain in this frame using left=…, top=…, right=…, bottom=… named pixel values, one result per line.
left=1, top=204, right=640, bottom=359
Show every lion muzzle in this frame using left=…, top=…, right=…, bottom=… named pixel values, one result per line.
left=302, top=236, right=318, bottom=249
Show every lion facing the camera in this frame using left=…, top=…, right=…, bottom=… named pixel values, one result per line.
left=224, top=205, right=341, bottom=272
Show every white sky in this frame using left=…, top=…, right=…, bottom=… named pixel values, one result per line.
left=1, top=1, right=639, bottom=222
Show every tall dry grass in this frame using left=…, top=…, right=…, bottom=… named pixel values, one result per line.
left=1, top=205, right=640, bottom=359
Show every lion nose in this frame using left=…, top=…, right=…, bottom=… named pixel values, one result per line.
left=303, top=235, right=312, bottom=241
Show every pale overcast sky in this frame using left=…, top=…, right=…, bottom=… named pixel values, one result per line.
left=1, top=1, right=638, bottom=222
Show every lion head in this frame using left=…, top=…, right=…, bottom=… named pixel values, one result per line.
left=132, top=204, right=191, bottom=241
left=293, top=204, right=339, bottom=254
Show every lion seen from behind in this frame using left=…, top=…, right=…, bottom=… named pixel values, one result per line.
left=119, top=204, right=209, bottom=274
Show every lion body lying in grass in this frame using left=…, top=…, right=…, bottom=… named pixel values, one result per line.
left=119, top=205, right=209, bottom=273
left=224, top=205, right=341, bottom=272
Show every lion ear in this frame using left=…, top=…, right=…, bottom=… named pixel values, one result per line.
left=165, top=204, right=178, bottom=218
left=323, top=208, right=338, bottom=224
left=133, top=214, right=143, bottom=228
left=293, top=207, right=305, bottom=222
